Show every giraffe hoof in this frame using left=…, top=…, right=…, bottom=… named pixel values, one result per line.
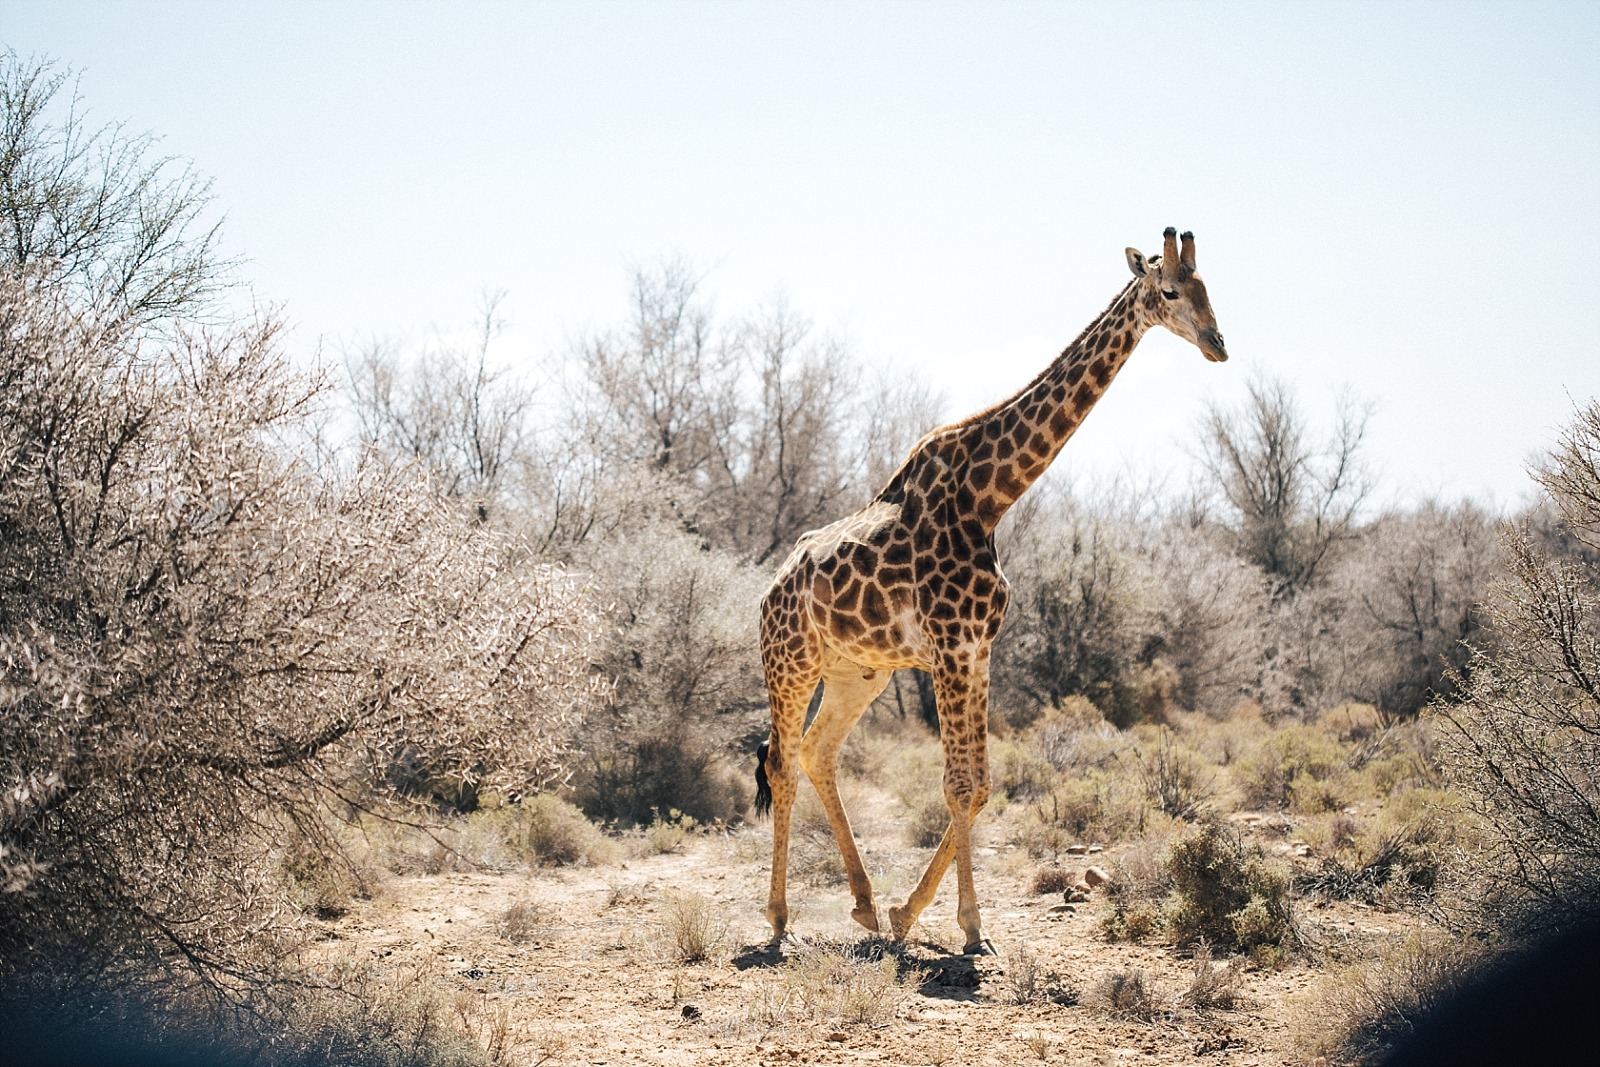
left=887, top=905, right=913, bottom=941
left=851, top=906, right=881, bottom=934
left=962, top=937, right=997, bottom=957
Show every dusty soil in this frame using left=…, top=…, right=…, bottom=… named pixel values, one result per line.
left=318, top=801, right=1409, bottom=1066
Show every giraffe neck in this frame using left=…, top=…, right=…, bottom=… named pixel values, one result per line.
left=958, top=280, right=1158, bottom=530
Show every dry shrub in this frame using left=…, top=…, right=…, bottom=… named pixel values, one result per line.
left=1001, top=943, right=1074, bottom=1005
left=571, top=525, right=767, bottom=827
left=492, top=900, right=554, bottom=944
left=1018, top=771, right=1147, bottom=855
left=1134, top=727, right=1215, bottom=820
left=0, top=265, right=607, bottom=991
left=518, top=793, right=612, bottom=867
left=1099, top=827, right=1176, bottom=943
left=902, top=792, right=950, bottom=849
left=1433, top=405, right=1600, bottom=934
left=657, top=890, right=728, bottom=964
left=3, top=957, right=488, bottom=1067
left=1298, top=789, right=1458, bottom=903
left=1031, top=698, right=1122, bottom=772
left=1030, top=866, right=1075, bottom=895
left=1295, top=932, right=1485, bottom=1066
left=1326, top=701, right=1384, bottom=744
left=642, top=807, right=698, bottom=854
left=991, top=737, right=1057, bottom=800
left=1356, top=720, right=1442, bottom=797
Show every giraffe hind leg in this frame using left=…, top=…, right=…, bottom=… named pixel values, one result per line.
left=799, top=661, right=891, bottom=935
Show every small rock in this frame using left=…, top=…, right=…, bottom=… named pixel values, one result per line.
left=1084, top=865, right=1112, bottom=888
left=826, top=1032, right=847, bottom=1043
left=1071, top=881, right=1092, bottom=895
left=1066, top=889, right=1090, bottom=903
left=1066, top=844, right=1089, bottom=855
left=681, top=1004, right=701, bottom=1021
left=1087, top=844, right=1104, bottom=853
left=1048, top=903, right=1077, bottom=915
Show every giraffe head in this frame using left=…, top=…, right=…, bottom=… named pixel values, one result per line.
left=1125, top=227, right=1228, bottom=362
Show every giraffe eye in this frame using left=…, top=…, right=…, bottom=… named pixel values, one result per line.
left=1162, top=289, right=1179, bottom=300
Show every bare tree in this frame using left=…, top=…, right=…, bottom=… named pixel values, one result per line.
left=1198, top=375, right=1372, bottom=597
left=0, top=53, right=226, bottom=334
left=1438, top=400, right=1600, bottom=934
left=1346, top=502, right=1500, bottom=718
left=346, top=290, right=534, bottom=522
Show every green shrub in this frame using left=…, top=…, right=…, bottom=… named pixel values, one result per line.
left=1237, top=724, right=1350, bottom=811
left=1020, top=772, right=1147, bottom=855
left=1165, top=822, right=1297, bottom=959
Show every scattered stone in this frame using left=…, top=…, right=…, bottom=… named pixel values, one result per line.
left=1066, top=888, right=1090, bottom=903
left=681, top=1004, right=701, bottom=1021
left=1084, top=865, right=1112, bottom=888
left=1048, top=903, right=1077, bottom=915
left=826, top=1032, right=847, bottom=1043
left=1066, top=844, right=1089, bottom=855
left=1087, top=844, right=1104, bottom=854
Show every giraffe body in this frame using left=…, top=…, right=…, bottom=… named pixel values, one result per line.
left=757, top=230, right=1227, bottom=953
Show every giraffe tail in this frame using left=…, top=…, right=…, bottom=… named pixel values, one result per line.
left=753, top=740, right=772, bottom=818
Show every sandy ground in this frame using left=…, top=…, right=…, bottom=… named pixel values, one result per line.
left=317, top=802, right=1406, bottom=1067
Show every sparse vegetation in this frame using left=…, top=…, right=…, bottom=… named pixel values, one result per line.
left=3, top=42, right=1592, bottom=1067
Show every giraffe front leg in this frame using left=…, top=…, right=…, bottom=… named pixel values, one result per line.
left=949, top=780, right=993, bottom=955
left=888, top=820, right=956, bottom=940
left=891, top=649, right=995, bottom=953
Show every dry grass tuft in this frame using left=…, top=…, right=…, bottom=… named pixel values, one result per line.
left=1178, top=942, right=1249, bottom=1011
left=656, top=890, right=729, bottom=964
left=492, top=899, right=555, bottom=944
left=784, top=939, right=921, bottom=1028
left=1030, top=865, right=1076, bottom=895
left=1091, top=967, right=1164, bottom=1020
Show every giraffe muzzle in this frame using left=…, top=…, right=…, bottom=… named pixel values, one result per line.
left=1200, top=329, right=1228, bottom=362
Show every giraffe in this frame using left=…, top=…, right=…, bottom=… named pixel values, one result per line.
left=753, top=229, right=1228, bottom=955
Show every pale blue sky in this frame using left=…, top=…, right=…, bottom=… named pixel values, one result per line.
left=6, top=1, right=1598, bottom=507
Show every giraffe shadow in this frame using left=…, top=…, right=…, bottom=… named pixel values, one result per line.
left=730, top=934, right=991, bottom=1001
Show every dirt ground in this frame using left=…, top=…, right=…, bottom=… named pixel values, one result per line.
left=318, top=797, right=1408, bottom=1067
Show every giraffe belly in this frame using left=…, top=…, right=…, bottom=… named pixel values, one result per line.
left=814, top=598, right=929, bottom=672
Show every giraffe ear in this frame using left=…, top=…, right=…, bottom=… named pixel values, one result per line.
left=1126, top=248, right=1149, bottom=277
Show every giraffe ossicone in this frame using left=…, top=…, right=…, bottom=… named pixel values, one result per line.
left=756, top=228, right=1228, bottom=954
